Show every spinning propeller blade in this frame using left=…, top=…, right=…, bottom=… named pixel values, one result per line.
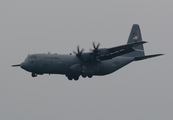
left=90, top=42, right=100, bottom=55
left=73, top=45, right=84, bottom=58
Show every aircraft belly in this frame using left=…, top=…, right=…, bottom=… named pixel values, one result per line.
left=95, top=57, right=134, bottom=75
left=80, top=63, right=100, bottom=75
left=49, top=62, right=69, bottom=74
left=36, top=60, right=68, bottom=74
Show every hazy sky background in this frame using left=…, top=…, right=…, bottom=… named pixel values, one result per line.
left=0, top=0, right=172, bottom=120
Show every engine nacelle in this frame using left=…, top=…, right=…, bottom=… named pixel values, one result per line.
left=98, top=48, right=108, bottom=55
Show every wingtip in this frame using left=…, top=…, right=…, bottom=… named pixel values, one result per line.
left=155, top=54, right=164, bottom=56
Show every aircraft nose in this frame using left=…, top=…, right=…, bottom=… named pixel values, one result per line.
left=20, top=62, right=28, bottom=70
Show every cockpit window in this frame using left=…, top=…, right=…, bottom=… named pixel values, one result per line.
left=26, top=55, right=37, bottom=60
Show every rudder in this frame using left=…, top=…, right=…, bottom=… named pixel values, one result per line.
left=125, top=24, right=145, bottom=57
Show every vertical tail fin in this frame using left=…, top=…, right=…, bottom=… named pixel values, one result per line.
left=125, top=24, right=145, bottom=57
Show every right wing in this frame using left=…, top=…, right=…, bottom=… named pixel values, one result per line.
left=98, top=41, right=147, bottom=61
left=74, top=41, right=147, bottom=61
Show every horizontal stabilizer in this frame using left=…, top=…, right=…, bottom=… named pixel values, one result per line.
left=134, top=54, right=164, bottom=61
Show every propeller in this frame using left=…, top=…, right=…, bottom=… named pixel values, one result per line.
left=73, top=45, right=84, bottom=58
left=90, top=42, right=100, bottom=55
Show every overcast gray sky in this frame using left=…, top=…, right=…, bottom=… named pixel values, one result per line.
left=0, top=0, right=172, bottom=120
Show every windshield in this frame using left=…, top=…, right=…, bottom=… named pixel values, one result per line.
left=25, top=55, right=37, bottom=60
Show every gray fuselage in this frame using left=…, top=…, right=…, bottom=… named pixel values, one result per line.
left=20, top=53, right=134, bottom=77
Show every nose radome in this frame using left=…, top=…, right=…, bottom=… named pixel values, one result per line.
left=20, top=62, right=27, bottom=70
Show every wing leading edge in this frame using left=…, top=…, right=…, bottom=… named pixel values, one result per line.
left=98, top=41, right=147, bottom=61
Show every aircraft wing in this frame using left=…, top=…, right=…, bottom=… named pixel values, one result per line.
left=74, top=41, right=147, bottom=61
left=107, top=41, right=147, bottom=53
left=98, top=41, right=147, bottom=61
left=98, top=48, right=135, bottom=61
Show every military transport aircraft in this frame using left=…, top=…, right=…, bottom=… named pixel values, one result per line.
left=12, top=24, right=163, bottom=80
